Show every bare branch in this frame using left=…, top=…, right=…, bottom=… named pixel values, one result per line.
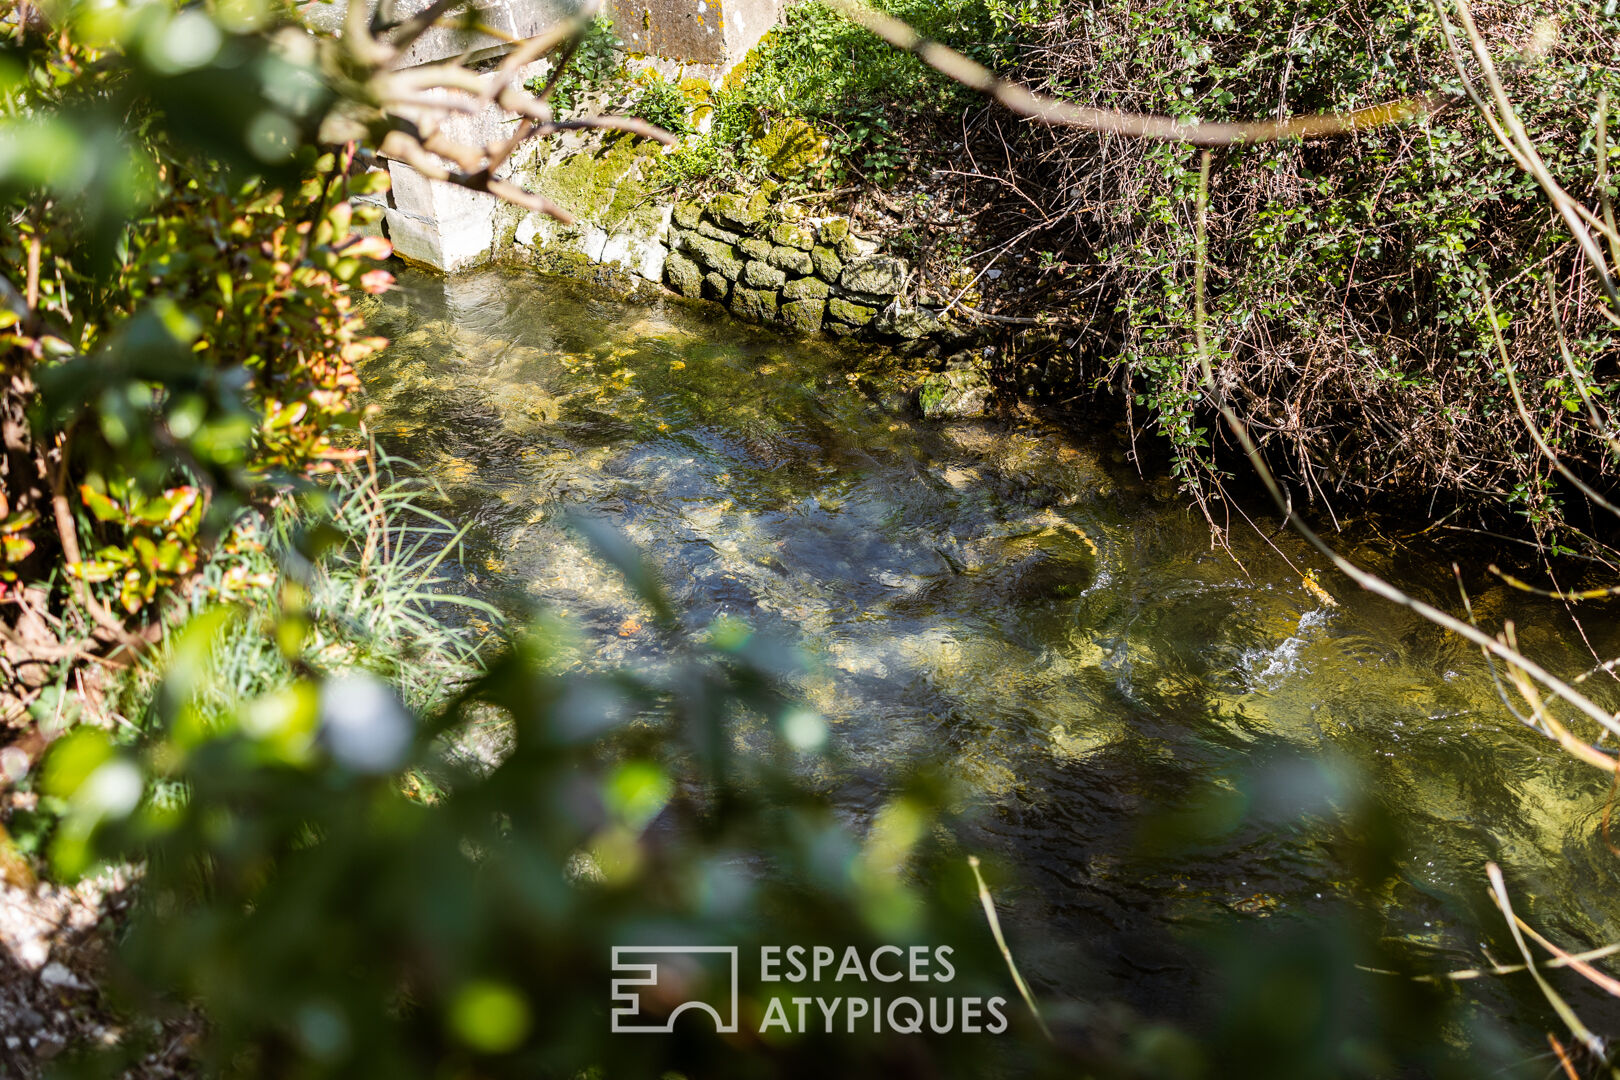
left=1438, top=0, right=1620, bottom=319
left=825, top=0, right=1448, bottom=147
left=542, top=115, right=679, bottom=146
left=386, top=0, right=470, bottom=56
left=333, top=0, right=667, bottom=225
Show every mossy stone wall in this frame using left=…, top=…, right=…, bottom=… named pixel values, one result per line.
left=664, top=194, right=953, bottom=343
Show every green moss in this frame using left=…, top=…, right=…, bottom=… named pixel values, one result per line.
left=780, top=298, right=826, bottom=333
left=532, top=135, right=664, bottom=235
left=731, top=286, right=779, bottom=323
left=771, top=222, right=815, bottom=250
left=827, top=296, right=876, bottom=326
left=533, top=247, right=595, bottom=277
left=811, top=245, right=843, bottom=279
left=697, top=219, right=743, bottom=244
left=673, top=200, right=705, bottom=229
left=606, top=149, right=664, bottom=233
left=782, top=276, right=830, bottom=301
left=766, top=245, right=814, bottom=275
left=918, top=368, right=991, bottom=419
left=753, top=117, right=828, bottom=176
left=710, top=192, right=767, bottom=231
left=741, top=260, right=786, bottom=289
left=817, top=218, right=849, bottom=246
left=657, top=0, right=1000, bottom=186
left=665, top=251, right=704, bottom=298
left=684, top=235, right=743, bottom=280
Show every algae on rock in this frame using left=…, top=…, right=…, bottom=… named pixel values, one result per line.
left=742, top=260, right=787, bottom=289
left=781, top=299, right=826, bottom=333
left=665, top=251, right=704, bottom=298
left=732, top=286, right=780, bottom=323
left=840, top=255, right=907, bottom=297
left=531, top=134, right=664, bottom=236
left=919, top=368, right=992, bottom=419
left=827, top=296, right=877, bottom=327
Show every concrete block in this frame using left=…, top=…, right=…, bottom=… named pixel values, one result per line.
left=578, top=225, right=609, bottom=261
left=299, top=0, right=575, bottom=68
left=384, top=207, right=443, bottom=267
left=384, top=160, right=497, bottom=271
left=612, top=0, right=785, bottom=68
left=601, top=231, right=635, bottom=268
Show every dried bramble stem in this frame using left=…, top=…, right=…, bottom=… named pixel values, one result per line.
left=968, top=855, right=1052, bottom=1043
left=825, top=0, right=1448, bottom=146
left=324, top=0, right=676, bottom=227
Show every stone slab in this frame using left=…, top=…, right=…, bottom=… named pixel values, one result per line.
left=611, top=0, right=785, bottom=67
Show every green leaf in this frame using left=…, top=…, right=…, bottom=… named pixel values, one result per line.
left=79, top=484, right=125, bottom=523
left=2, top=534, right=35, bottom=563
left=41, top=728, right=114, bottom=801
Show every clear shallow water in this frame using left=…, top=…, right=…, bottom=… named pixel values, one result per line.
left=362, top=266, right=1620, bottom=1052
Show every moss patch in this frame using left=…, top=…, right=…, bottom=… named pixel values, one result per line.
left=753, top=117, right=828, bottom=176
left=531, top=135, right=664, bottom=235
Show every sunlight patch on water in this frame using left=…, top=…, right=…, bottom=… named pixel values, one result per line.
left=1240, top=607, right=1334, bottom=687
left=359, top=266, right=1620, bottom=1036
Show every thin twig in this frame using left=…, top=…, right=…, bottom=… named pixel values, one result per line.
left=967, top=856, right=1052, bottom=1043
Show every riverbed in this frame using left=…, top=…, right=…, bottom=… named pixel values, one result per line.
left=361, top=265, right=1620, bottom=1058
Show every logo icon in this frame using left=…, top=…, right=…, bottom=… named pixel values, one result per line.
left=610, top=946, right=739, bottom=1034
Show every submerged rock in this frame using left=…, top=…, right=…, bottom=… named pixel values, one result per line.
left=918, top=368, right=992, bottom=419
left=827, top=296, right=877, bottom=328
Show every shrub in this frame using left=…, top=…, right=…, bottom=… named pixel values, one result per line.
left=661, top=0, right=1018, bottom=188
left=998, top=0, right=1620, bottom=545
left=0, top=0, right=391, bottom=701
left=45, top=518, right=1054, bottom=1078
left=629, top=73, right=694, bottom=137
left=113, top=450, right=497, bottom=726
left=523, top=14, right=623, bottom=118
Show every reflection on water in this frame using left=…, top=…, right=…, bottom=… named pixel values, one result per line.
left=362, top=267, right=1620, bottom=1048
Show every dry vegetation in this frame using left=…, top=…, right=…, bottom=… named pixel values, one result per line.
left=840, top=0, right=1620, bottom=549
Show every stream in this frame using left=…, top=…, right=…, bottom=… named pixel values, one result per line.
left=361, top=265, right=1620, bottom=1060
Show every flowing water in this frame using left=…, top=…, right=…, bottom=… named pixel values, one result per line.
left=362, top=266, right=1620, bottom=1057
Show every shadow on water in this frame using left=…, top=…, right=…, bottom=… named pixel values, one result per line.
left=360, top=266, right=1620, bottom=1064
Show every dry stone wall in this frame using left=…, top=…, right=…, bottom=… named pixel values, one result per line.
left=663, top=193, right=952, bottom=343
